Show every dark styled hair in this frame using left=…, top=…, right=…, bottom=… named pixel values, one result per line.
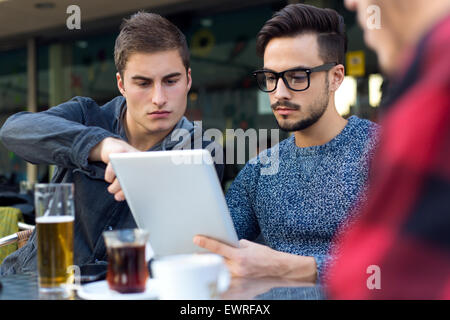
left=114, top=12, right=190, bottom=76
left=256, top=4, right=347, bottom=65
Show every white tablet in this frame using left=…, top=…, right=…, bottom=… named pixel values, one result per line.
left=109, top=149, right=239, bottom=257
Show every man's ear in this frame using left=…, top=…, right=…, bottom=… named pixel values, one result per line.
left=116, top=72, right=126, bottom=97
left=329, top=64, right=345, bottom=92
left=186, top=68, right=192, bottom=92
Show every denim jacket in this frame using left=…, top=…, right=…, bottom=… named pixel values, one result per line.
left=0, top=96, right=224, bottom=275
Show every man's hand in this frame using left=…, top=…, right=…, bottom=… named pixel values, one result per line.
left=89, top=137, right=138, bottom=163
left=193, top=235, right=317, bottom=281
left=89, top=137, right=139, bottom=201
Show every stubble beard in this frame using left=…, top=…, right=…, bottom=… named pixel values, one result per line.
left=274, top=81, right=330, bottom=132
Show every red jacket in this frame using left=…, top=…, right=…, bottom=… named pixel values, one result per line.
left=326, top=14, right=450, bottom=299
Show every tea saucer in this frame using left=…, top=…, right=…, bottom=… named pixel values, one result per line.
left=78, top=280, right=159, bottom=300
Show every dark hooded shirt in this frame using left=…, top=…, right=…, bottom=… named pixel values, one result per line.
left=0, top=96, right=224, bottom=274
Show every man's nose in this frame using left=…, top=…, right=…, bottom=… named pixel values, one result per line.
left=152, top=83, right=167, bottom=107
left=273, top=77, right=292, bottom=100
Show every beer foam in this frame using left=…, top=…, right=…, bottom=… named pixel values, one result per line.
left=36, top=216, right=74, bottom=223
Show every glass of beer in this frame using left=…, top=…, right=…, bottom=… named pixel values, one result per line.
left=35, top=183, right=75, bottom=293
left=103, top=229, right=149, bottom=294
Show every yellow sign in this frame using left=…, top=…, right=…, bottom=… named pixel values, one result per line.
left=191, top=29, right=215, bottom=57
left=346, top=51, right=365, bottom=77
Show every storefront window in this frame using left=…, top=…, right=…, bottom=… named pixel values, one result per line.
left=0, top=48, right=27, bottom=185
left=0, top=0, right=383, bottom=187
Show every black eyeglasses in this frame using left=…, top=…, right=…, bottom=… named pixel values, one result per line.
left=253, top=62, right=337, bottom=93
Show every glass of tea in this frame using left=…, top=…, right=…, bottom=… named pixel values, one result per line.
left=103, top=229, right=150, bottom=294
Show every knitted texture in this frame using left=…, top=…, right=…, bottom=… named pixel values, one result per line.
left=226, top=116, right=379, bottom=279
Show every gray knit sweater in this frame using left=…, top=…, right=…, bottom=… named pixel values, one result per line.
left=226, top=115, right=379, bottom=279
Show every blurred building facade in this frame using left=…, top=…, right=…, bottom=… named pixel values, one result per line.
left=0, top=0, right=382, bottom=188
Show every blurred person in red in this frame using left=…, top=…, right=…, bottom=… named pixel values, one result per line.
left=326, top=0, right=450, bottom=299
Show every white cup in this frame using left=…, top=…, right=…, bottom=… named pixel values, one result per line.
left=151, top=253, right=230, bottom=300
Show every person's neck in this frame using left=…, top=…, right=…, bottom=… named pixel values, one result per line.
left=124, top=114, right=174, bottom=151
left=293, top=104, right=348, bottom=148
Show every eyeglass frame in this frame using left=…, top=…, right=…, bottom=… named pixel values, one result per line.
left=252, top=62, right=338, bottom=93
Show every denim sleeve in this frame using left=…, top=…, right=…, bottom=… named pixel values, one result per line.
left=225, top=162, right=261, bottom=241
left=0, top=97, right=119, bottom=171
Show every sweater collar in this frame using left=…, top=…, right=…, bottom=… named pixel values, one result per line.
left=288, top=115, right=359, bottom=156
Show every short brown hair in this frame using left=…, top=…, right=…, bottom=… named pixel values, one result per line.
left=256, top=4, right=347, bottom=65
left=114, top=12, right=190, bottom=76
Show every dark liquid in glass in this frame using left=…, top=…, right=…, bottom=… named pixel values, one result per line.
left=106, top=245, right=148, bottom=293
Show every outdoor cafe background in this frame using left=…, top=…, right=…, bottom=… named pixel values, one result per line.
left=0, top=0, right=384, bottom=192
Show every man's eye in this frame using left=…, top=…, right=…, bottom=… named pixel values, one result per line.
left=288, top=74, right=307, bottom=83
left=166, top=78, right=179, bottom=85
left=293, top=76, right=307, bottom=82
left=138, top=82, right=150, bottom=87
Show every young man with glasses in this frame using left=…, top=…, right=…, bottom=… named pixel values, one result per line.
left=194, top=4, right=379, bottom=282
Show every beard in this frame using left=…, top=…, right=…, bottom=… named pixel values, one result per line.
left=272, top=81, right=329, bottom=132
